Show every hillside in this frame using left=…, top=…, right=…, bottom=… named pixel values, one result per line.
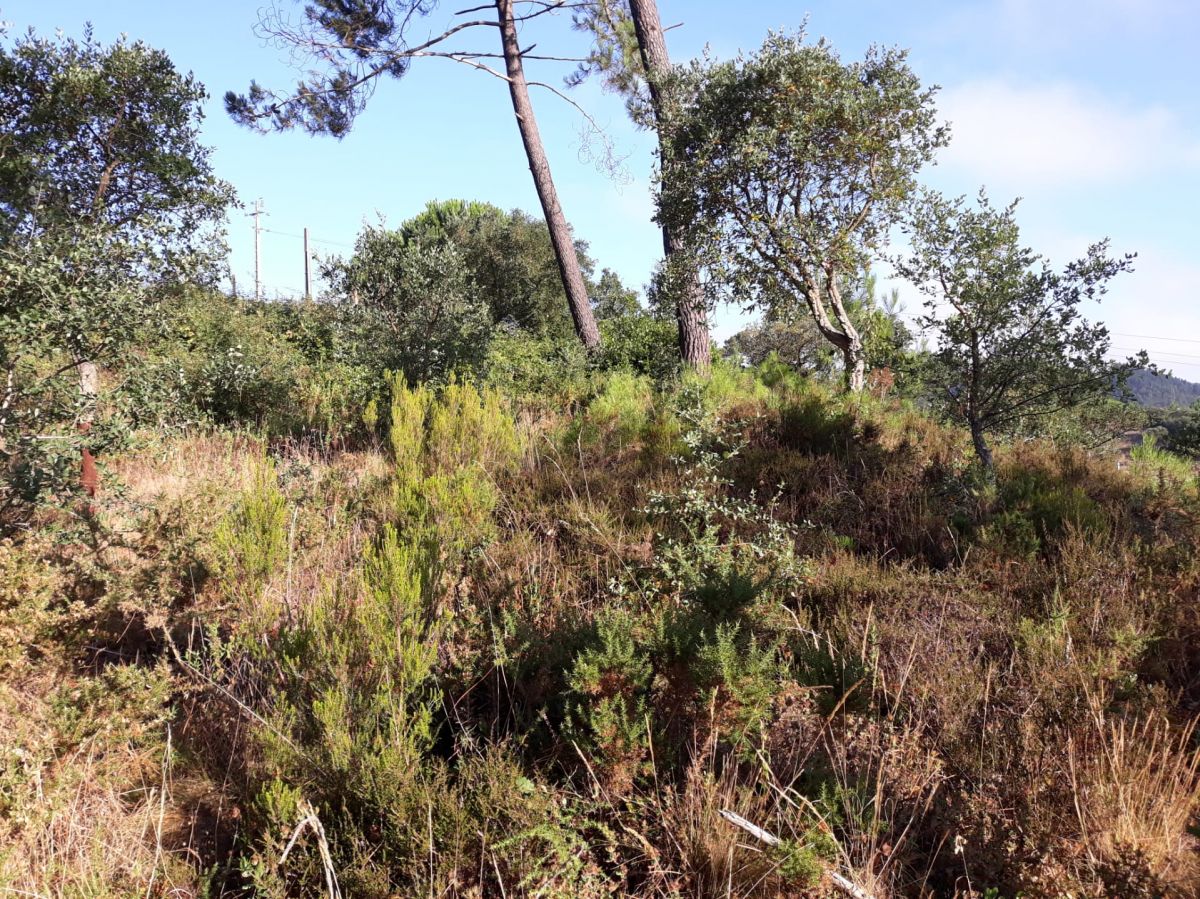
left=4, top=366, right=1199, bottom=897
left=1128, top=368, right=1200, bottom=407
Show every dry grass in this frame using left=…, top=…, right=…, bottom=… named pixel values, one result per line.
left=6, top=378, right=1200, bottom=897
left=1069, top=708, right=1200, bottom=894
left=0, top=713, right=196, bottom=898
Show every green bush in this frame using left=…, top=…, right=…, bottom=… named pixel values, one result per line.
left=386, top=375, right=520, bottom=556
left=597, top=312, right=680, bottom=381
left=214, top=456, right=288, bottom=595
left=483, top=329, right=590, bottom=407
left=578, top=370, right=656, bottom=446
left=249, top=523, right=443, bottom=886
left=565, top=608, right=652, bottom=790
left=988, top=464, right=1108, bottom=555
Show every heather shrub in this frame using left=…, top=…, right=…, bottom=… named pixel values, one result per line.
left=213, top=455, right=288, bottom=596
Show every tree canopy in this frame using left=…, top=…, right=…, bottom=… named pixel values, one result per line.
left=394, top=199, right=600, bottom=337
left=896, top=190, right=1140, bottom=468
left=0, top=26, right=232, bottom=269
left=0, top=27, right=233, bottom=509
left=660, top=32, right=947, bottom=390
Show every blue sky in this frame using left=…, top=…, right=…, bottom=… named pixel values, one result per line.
left=5, top=0, right=1199, bottom=374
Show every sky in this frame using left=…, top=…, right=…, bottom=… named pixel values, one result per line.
left=5, top=0, right=1199, bottom=375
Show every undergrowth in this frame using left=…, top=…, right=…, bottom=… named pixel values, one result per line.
left=3, top=367, right=1198, bottom=897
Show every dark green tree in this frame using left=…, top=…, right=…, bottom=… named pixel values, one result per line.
left=395, top=199, right=599, bottom=337
left=0, top=26, right=231, bottom=260
left=321, top=225, right=493, bottom=384
left=659, top=32, right=947, bottom=391
left=0, top=26, right=232, bottom=512
left=591, top=267, right=641, bottom=321
left=896, top=190, right=1141, bottom=469
left=226, top=0, right=604, bottom=349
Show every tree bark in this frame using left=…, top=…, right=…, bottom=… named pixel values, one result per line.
left=627, top=0, right=711, bottom=373
left=970, top=420, right=994, bottom=470
left=78, top=360, right=100, bottom=502
left=495, top=0, right=601, bottom=350
left=824, top=269, right=866, bottom=393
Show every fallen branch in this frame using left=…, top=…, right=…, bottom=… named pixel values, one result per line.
left=718, top=809, right=877, bottom=899
left=280, top=800, right=342, bottom=899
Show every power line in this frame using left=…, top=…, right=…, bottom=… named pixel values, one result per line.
left=261, top=226, right=354, bottom=249
left=1112, top=346, right=1200, bottom=362
left=1112, top=331, right=1200, bottom=345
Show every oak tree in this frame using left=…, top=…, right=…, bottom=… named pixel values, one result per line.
left=659, top=32, right=946, bottom=390
left=896, top=190, right=1140, bottom=468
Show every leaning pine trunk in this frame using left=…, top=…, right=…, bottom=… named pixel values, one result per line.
left=628, top=0, right=711, bottom=373
left=495, top=0, right=601, bottom=350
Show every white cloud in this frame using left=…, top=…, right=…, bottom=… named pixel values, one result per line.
left=937, top=79, right=1200, bottom=186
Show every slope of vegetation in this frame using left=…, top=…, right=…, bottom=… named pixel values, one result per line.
left=3, top=359, right=1198, bottom=897
left=2, top=10, right=1198, bottom=899
left=1128, top=369, right=1200, bottom=409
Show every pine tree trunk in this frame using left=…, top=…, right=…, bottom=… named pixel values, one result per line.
left=495, top=0, right=601, bottom=350
left=628, top=0, right=711, bottom=373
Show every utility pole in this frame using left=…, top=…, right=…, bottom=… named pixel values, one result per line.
left=303, top=226, right=311, bottom=299
left=247, top=198, right=266, bottom=300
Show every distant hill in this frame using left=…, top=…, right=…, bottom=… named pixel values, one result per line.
left=1127, top=368, right=1200, bottom=408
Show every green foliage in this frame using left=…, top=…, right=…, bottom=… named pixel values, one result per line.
left=565, top=608, right=653, bottom=784
left=386, top=375, right=520, bottom=556
left=1152, top=400, right=1200, bottom=459
left=484, top=329, right=591, bottom=406
left=897, top=190, right=1140, bottom=467
left=0, top=227, right=155, bottom=515
left=1129, top=433, right=1197, bottom=488
left=597, top=311, right=680, bottom=381
left=1126, top=368, right=1200, bottom=409
left=773, top=829, right=839, bottom=888
left=323, top=228, right=493, bottom=384
left=567, top=0, right=651, bottom=125
left=0, top=25, right=231, bottom=519
left=255, top=523, right=443, bottom=875
left=579, top=370, right=656, bottom=445
left=693, top=622, right=783, bottom=748
left=661, top=31, right=946, bottom=387
left=691, top=356, right=771, bottom=414
left=0, top=539, right=60, bottom=674
left=0, top=25, right=232, bottom=254
left=646, top=384, right=807, bottom=616
left=214, top=456, right=289, bottom=593
left=397, top=199, right=604, bottom=339
left=728, top=318, right=836, bottom=378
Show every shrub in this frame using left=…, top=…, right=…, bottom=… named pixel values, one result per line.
left=597, top=312, right=680, bottom=381
left=250, top=524, right=443, bottom=887
left=482, top=329, right=590, bottom=407
left=577, top=370, right=656, bottom=447
left=214, top=456, right=288, bottom=596
left=565, top=608, right=653, bottom=793
left=1129, top=433, right=1197, bottom=488
left=386, top=375, right=520, bottom=556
